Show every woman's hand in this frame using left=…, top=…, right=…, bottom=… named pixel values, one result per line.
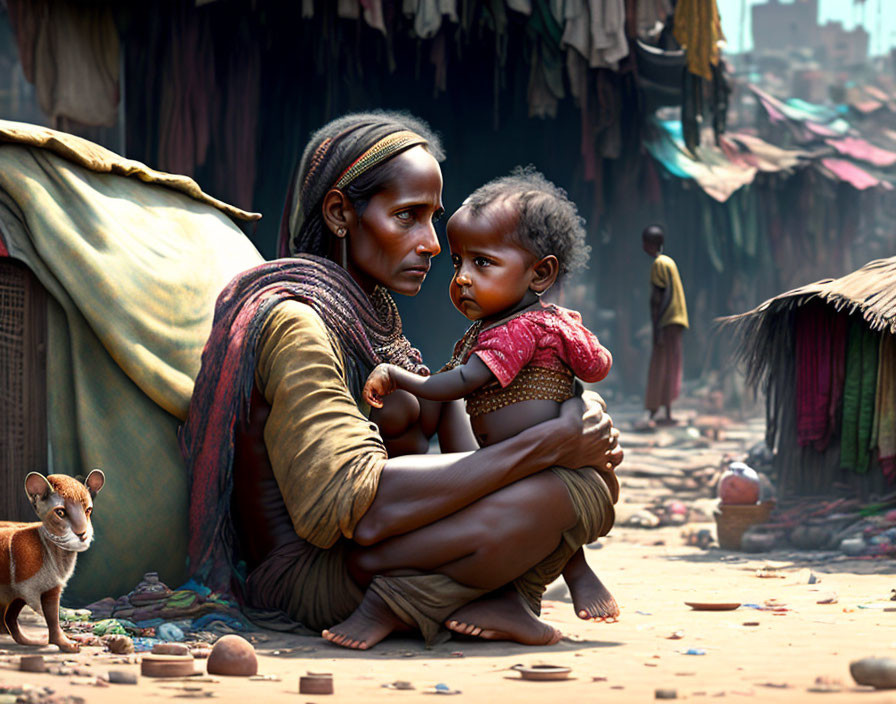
left=555, top=390, right=622, bottom=472
left=363, top=364, right=398, bottom=408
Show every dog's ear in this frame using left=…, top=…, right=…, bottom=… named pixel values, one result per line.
left=24, top=472, right=53, bottom=504
left=84, top=469, right=105, bottom=498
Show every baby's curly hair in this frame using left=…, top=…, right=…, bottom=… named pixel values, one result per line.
left=463, top=166, right=590, bottom=280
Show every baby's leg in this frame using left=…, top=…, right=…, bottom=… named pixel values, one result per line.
left=562, top=547, right=619, bottom=621
left=369, top=390, right=431, bottom=456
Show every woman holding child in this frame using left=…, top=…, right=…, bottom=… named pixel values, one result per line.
left=181, top=112, right=623, bottom=650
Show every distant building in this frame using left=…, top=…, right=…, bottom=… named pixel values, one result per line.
left=752, top=0, right=819, bottom=53
left=818, top=21, right=869, bottom=68
left=751, top=0, right=869, bottom=67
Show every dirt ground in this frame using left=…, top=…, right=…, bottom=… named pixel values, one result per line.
left=2, top=399, right=895, bottom=703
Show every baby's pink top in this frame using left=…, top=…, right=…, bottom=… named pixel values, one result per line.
left=462, top=304, right=612, bottom=388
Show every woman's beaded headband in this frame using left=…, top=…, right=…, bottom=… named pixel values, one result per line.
left=333, top=130, right=428, bottom=190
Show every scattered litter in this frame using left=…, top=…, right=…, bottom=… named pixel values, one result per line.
left=655, top=688, right=678, bottom=699
left=299, top=672, right=334, bottom=695
left=755, top=568, right=784, bottom=579
left=636, top=610, right=653, bottom=616
left=816, top=595, right=838, bottom=605
left=592, top=676, right=608, bottom=682
left=807, top=676, right=842, bottom=693
left=382, top=681, right=415, bottom=690
left=449, top=651, right=464, bottom=658
left=742, top=622, right=760, bottom=627
left=424, top=683, right=461, bottom=695
left=107, top=670, right=138, bottom=685
left=759, top=682, right=791, bottom=688
left=667, top=631, right=685, bottom=640
left=511, top=664, right=572, bottom=681
left=248, top=674, right=280, bottom=682
left=104, top=634, right=134, bottom=654
left=684, top=649, right=706, bottom=656
left=20, top=655, right=46, bottom=673
left=157, top=622, right=185, bottom=642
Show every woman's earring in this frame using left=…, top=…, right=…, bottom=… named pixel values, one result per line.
left=337, top=227, right=346, bottom=237
left=532, top=289, right=544, bottom=297
left=338, top=233, right=348, bottom=269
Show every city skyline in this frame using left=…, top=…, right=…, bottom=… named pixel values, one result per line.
left=717, top=0, right=896, bottom=56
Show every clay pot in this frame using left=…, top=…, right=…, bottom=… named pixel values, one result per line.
left=718, top=462, right=760, bottom=505
left=206, top=635, right=258, bottom=677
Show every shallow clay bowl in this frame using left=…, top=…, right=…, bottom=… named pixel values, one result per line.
left=685, top=601, right=741, bottom=611
left=512, top=664, right=572, bottom=681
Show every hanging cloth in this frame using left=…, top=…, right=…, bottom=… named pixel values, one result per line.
left=672, top=0, right=724, bottom=81
left=840, top=319, right=880, bottom=473
left=7, top=0, right=120, bottom=128
left=873, top=333, right=896, bottom=480
left=795, top=304, right=847, bottom=451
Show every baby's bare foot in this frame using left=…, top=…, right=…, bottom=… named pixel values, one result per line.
left=445, top=590, right=561, bottom=645
left=322, top=591, right=406, bottom=650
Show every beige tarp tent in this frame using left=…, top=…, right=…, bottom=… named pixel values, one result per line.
left=0, top=120, right=264, bottom=602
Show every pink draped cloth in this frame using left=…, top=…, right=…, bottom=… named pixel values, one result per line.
left=795, top=304, right=847, bottom=450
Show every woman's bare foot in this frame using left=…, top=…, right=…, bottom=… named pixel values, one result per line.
left=322, top=591, right=408, bottom=650
left=565, top=570, right=620, bottom=621
left=445, top=590, right=562, bottom=645
left=562, top=548, right=619, bottom=621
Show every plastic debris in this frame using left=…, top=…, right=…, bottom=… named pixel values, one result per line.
left=156, top=622, right=185, bottom=642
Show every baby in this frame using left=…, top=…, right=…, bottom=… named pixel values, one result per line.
left=364, top=166, right=615, bottom=622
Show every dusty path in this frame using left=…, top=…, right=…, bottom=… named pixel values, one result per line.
left=2, top=403, right=895, bottom=703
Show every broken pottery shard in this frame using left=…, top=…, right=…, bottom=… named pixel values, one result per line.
left=140, top=653, right=196, bottom=677
left=300, top=672, right=334, bottom=694
left=108, top=670, right=138, bottom=684
left=207, top=635, right=258, bottom=677
left=152, top=642, right=190, bottom=656
left=850, top=657, right=896, bottom=689
left=19, top=655, right=46, bottom=673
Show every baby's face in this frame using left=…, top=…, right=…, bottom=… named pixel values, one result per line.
left=445, top=201, right=537, bottom=322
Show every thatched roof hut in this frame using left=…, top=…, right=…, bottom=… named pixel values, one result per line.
left=726, top=257, right=896, bottom=499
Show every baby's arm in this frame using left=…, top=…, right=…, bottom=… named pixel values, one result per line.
left=363, top=356, right=494, bottom=408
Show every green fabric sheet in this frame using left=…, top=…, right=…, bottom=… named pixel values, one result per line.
left=840, top=319, right=880, bottom=473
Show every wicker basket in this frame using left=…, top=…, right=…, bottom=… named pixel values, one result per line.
left=713, top=501, right=776, bottom=550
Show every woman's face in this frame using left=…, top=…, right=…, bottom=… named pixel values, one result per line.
left=345, top=146, right=444, bottom=296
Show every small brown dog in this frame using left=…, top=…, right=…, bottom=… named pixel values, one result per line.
left=0, top=470, right=104, bottom=652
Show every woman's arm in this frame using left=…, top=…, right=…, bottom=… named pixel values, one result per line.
left=364, top=357, right=493, bottom=407
left=353, top=391, right=621, bottom=545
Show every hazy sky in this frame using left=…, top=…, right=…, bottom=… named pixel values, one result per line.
left=717, top=0, right=896, bottom=55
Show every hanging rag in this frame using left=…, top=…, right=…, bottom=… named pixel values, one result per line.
left=795, top=304, right=847, bottom=451
left=840, top=319, right=880, bottom=473
left=873, top=333, right=896, bottom=480
left=7, top=0, right=120, bottom=128
left=672, top=0, right=724, bottom=81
